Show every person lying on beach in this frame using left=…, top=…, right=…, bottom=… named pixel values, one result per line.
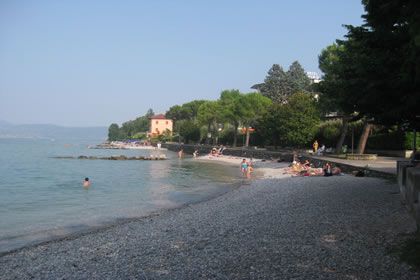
left=283, top=160, right=305, bottom=174
left=292, top=168, right=325, bottom=177
left=332, top=164, right=342, bottom=175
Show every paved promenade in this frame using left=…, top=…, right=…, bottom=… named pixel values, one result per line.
left=0, top=175, right=418, bottom=279
left=308, top=155, right=405, bottom=175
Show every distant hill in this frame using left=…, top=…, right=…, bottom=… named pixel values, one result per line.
left=0, top=122, right=107, bottom=140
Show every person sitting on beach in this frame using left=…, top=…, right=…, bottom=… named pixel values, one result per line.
left=241, top=159, right=248, bottom=177
left=83, top=177, right=90, bottom=187
left=324, top=162, right=333, bottom=176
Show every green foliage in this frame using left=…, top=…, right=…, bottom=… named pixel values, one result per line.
left=108, top=123, right=120, bottom=141
left=166, top=100, right=206, bottom=124
left=158, top=129, right=173, bottom=142
left=287, top=61, right=311, bottom=95
left=314, top=120, right=342, bottom=147
left=181, top=100, right=206, bottom=121
left=261, top=92, right=320, bottom=147
left=319, top=0, right=420, bottom=129
left=179, top=120, right=201, bottom=144
left=198, top=100, right=223, bottom=143
left=260, top=61, right=312, bottom=104
left=237, top=93, right=271, bottom=126
left=260, top=64, right=292, bottom=103
left=219, top=89, right=243, bottom=146
left=108, top=108, right=155, bottom=140
left=165, top=105, right=183, bottom=121
left=367, top=131, right=420, bottom=150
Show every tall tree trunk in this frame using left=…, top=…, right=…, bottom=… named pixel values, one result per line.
left=245, top=125, right=250, bottom=147
left=212, top=119, right=218, bottom=145
left=232, top=123, right=238, bottom=147
left=356, top=122, right=372, bottom=154
left=336, top=115, right=349, bottom=154
left=205, top=123, right=211, bottom=145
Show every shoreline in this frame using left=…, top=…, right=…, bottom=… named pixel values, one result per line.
left=0, top=156, right=247, bottom=256
left=1, top=155, right=418, bottom=278
left=194, top=154, right=291, bottom=179
left=0, top=179, right=244, bottom=258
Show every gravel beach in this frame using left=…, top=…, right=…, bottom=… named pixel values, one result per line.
left=1, top=169, right=418, bottom=279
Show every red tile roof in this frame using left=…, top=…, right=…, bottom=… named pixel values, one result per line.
left=150, top=114, right=169, bottom=119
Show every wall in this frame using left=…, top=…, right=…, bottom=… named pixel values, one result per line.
left=397, top=161, right=420, bottom=231
left=161, top=143, right=294, bottom=162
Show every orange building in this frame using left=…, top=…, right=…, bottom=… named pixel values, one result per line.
left=148, top=114, right=173, bottom=137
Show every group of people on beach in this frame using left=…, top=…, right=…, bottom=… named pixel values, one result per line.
left=283, top=159, right=342, bottom=177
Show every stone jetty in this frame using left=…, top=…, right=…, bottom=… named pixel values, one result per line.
left=54, top=155, right=167, bottom=160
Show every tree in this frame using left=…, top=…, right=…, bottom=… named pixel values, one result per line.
left=318, top=43, right=355, bottom=153
left=345, top=0, right=420, bottom=129
left=276, top=92, right=320, bottom=147
left=259, top=103, right=284, bottom=148
left=108, top=123, right=120, bottom=141
left=260, top=64, right=292, bottom=103
left=145, top=108, right=154, bottom=118
left=319, top=0, right=420, bottom=153
left=287, top=61, right=311, bottom=94
left=236, top=93, right=271, bottom=146
left=219, top=89, right=243, bottom=147
left=165, top=105, right=183, bottom=121
left=179, top=120, right=201, bottom=144
left=197, top=101, right=223, bottom=145
left=181, top=100, right=206, bottom=122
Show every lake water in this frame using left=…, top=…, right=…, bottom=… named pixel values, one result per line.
left=0, top=138, right=239, bottom=253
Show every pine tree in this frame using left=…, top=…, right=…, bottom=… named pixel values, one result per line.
left=260, top=64, right=292, bottom=103
left=287, top=61, right=311, bottom=94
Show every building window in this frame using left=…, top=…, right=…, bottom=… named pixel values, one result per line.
left=166, top=121, right=168, bottom=125
left=156, top=121, right=158, bottom=124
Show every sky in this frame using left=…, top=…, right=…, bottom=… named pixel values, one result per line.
left=0, top=0, right=365, bottom=127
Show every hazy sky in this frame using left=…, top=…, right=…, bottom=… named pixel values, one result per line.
left=0, top=0, right=365, bottom=127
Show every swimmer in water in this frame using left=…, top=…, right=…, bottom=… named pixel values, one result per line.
left=83, top=177, right=90, bottom=187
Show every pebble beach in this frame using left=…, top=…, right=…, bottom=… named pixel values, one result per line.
left=0, top=157, right=418, bottom=279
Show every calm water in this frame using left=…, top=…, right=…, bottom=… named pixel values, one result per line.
left=0, top=138, right=239, bottom=252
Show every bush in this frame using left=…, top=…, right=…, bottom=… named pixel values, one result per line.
left=314, top=120, right=342, bottom=147
left=179, top=121, right=201, bottom=144
left=367, top=131, right=420, bottom=150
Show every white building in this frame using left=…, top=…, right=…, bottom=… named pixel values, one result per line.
left=306, top=72, right=321, bottom=84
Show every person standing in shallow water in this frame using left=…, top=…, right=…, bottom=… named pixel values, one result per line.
left=83, top=177, right=90, bottom=187
left=178, top=149, right=183, bottom=160
left=241, top=159, right=248, bottom=177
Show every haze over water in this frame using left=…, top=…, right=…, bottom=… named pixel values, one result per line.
left=0, top=138, right=238, bottom=253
